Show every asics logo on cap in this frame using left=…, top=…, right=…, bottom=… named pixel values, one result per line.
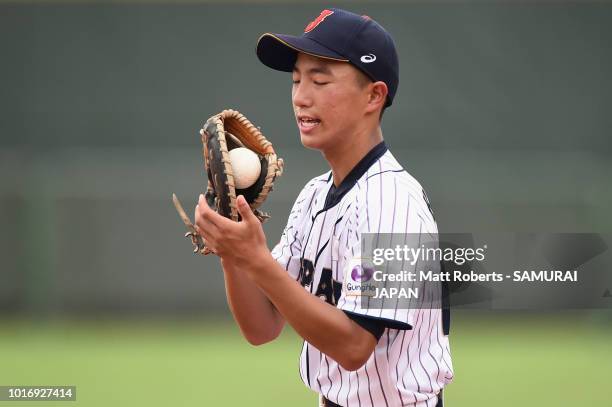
left=360, top=54, right=377, bottom=63
left=304, top=9, right=334, bottom=33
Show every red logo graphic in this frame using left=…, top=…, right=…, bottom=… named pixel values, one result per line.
left=304, top=9, right=334, bottom=33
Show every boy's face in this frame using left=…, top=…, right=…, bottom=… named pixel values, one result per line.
left=292, top=53, right=372, bottom=152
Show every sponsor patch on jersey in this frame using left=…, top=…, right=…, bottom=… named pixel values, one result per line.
left=343, top=258, right=377, bottom=297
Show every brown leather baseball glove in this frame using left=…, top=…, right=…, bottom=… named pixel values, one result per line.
left=172, top=109, right=284, bottom=255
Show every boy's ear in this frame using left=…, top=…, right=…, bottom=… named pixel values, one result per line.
left=366, top=81, right=388, bottom=114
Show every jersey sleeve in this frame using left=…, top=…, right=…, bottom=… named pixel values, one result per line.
left=270, top=178, right=319, bottom=280
left=336, top=175, right=438, bottom=330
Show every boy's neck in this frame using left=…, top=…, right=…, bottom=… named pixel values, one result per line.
left=324, top=126, right=384, bottom=187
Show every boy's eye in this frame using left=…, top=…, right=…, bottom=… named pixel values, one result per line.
left=314, top=81, right=329, bottom=86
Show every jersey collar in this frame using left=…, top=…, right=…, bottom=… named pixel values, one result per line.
left=323, top=141, right=388, bottom=210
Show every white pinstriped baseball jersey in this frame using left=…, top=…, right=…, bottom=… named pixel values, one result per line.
left=271, top=142, right=454, bottom=407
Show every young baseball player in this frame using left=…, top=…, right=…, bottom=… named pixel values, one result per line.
left=194, top=8, right=453, bottom=407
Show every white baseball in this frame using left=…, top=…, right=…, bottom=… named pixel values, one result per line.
left=229, top=147, right=261, bottom=189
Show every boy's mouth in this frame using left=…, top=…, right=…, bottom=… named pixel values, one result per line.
left=297, top=115, right=321, bottom=130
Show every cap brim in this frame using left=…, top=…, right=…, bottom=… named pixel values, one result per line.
left=256, top=33, right=349, bottom=72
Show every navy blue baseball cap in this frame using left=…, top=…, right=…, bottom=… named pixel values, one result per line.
left=256, top=8, right=399, bottom=107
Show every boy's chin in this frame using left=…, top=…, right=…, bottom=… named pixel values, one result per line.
left=299, top=134, right=325, bottom=151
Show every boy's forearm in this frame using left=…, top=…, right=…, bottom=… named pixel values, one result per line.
left=247, top=253, right=376, bottom=370
left=220, top=258, right=284, bottom=345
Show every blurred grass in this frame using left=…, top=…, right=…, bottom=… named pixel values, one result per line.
left=0, top=313, right=610, bottom=407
